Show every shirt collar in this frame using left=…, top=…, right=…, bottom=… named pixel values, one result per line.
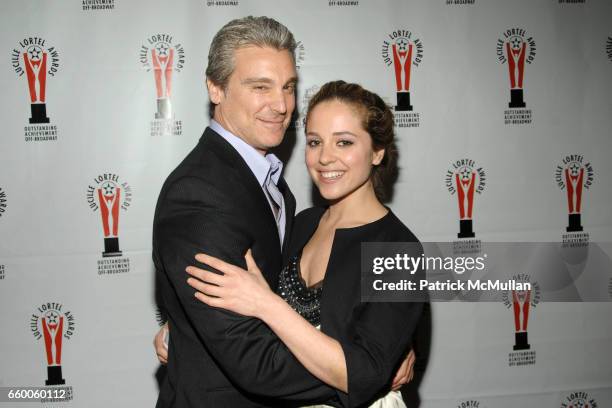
left=210, top=119, right=283, bottom=187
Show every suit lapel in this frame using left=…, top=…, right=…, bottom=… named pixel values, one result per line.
left=201, top=128, right=281, bottom=249
left=278, top=177, right=295, bottom=257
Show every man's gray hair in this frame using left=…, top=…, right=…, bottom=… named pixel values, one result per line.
left=206, top=16, right=297, bottom=89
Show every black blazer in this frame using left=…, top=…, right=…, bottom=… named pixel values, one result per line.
left=287, top=207, right=424, bottom=408
left=153, top=128, right=338, bottom=408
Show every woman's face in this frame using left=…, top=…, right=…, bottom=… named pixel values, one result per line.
left=305, top=100, right=384, bottom=202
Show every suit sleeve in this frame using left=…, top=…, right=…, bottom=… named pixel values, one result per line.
left=154, top=176, right=339, bottom=405
left=335, top=301, right=423, bottom=407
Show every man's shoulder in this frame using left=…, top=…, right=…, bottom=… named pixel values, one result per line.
left=154, top=130, right=243, bottom=210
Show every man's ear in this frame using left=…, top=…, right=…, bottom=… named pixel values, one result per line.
left=373, top=148, right=385, bottom=166
left=207, top=78, right=223, bottom=105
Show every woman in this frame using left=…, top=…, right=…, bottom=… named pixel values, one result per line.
left=158, top=81, right=423, bottom=407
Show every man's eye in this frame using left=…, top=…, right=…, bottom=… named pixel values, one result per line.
left=253, top=85, right=268, bottom=91
left=284, top=84, right=296, bottom=93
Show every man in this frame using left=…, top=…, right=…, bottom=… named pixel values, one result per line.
left=153, top=16, right=414, bottom=407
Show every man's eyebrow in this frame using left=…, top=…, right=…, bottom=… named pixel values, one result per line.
left=241, top=77, right=274, bottom=85
left=285, top=77, right=298, bottom=85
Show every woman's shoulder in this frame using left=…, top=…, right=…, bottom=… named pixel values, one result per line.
left=381, top=210, right=420, bottom=243
left=294, top=206, right=326, bottom=229
left=286, top=207, right=326, bottom=257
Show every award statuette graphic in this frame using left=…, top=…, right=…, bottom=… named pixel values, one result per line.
left=30, top=302, right=76, bottom=390
left=392, top=36, right=413, bottom=111
left=12, top=37, right=60, bottom=139
left=87, top=173, right=132, bottom=261
left=42, top=310, right=65, bottom=384
left=152, top=41, right=174, bottom=119
left=496, top=29, right=536, bottom=112
left=511, top=289, right=531, bottom=350
left=140, top=34, right=185, bottom=136
left=505, top=35, right=526, bottom=108
left=456, top=166, right=476, bottom=238
left=445, top=159, right=486, bottom=240
left=503, top=275, right=539, bottom=367
left=98, top=181, right=122, bottom=257
left=23, top=45, right=50, bottom=123
left=564, top=162, right=584, bottom=232
left=382, top=30, right=424, bottom=113
left=555, top=155, right=594, bottom=235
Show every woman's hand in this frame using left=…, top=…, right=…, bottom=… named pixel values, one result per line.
left=390, top=348, right=416, bottom=391
left=186, top=249, right=273, bottom=318
left=154, top=323, right=169, bottom=364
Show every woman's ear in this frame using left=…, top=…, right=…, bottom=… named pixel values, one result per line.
left=372, top=148, right=385, bottom=166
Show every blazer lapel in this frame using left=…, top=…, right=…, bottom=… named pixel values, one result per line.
left=278, top=177, right=295, bottom=257
left=201, top=127, right=281, bottom=249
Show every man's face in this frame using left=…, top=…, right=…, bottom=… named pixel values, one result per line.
left=208, top=46, right=298, bottom=155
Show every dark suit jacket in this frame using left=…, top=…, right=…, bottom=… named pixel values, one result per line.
left=287, top=207, right=425, bottom=408
left=153, top=127, right=338, bottom=407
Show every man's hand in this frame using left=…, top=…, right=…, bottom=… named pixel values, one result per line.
left=154, top=323, right=169, bottom=364
left=391, top=348, right=415, bottom=391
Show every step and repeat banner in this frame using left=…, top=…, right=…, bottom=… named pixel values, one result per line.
left=1, top=0, right=611, bottom=407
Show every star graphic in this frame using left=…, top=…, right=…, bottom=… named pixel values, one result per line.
left=510, top=37, right=523, bottom=50
left=156, top=42, right=170, bottom=57
left=569, top=162, right=581, bottom=176
left=102, top=182, right=116, bottom=195
left=396, top=38, right=408, bottom=52
left=459, top=167, right=473, bottom=181
left=46, top=311, right=59, bottom=325
left=28, top=46, right=42, bottom=61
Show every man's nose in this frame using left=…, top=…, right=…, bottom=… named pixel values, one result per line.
left=269, top=88, right=289, bottom=115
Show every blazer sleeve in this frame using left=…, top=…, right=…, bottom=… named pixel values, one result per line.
left=155, top=176, right=339, bottom=405
left=336, top=301, right=424, bottom=407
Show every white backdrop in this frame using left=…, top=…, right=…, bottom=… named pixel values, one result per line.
left=0, top=1, right=611, bottom=407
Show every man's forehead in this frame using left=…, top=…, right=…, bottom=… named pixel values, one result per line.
left=232, top=46, right=296, bottom=69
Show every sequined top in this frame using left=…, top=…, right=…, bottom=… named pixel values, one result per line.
left=276, top=255, right=323, bottom=327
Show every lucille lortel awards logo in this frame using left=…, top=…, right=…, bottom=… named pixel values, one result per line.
left=140, top=34, right=185, bottom=136
left=295, top=40, right=306, bottom=70
left=82, top=0, right=115, bottom=11
left=328, top=0, right=359, bottom=6
left=30, top=302, right=75, bottom=401
left=555, top=155, right=594, bottom=247
left=445, top=159, right=486, bottom=254
left=0, top=186, right=6, bottom=218
left=0, top=186, right=5, bottom=281
left=456, top=401, right=485, bottom=408
left=496, top=28, right=535, bottom=125
left=382, top=29, right=424, bottom=128
left=502, top=274, right=541, bottom=367
left=86, top=173, right=132, bottom=275
left=11, top=37, right=60, bottom=141
left=206, top=0, right=239, bottom=6
left=561, top=391, right=598, bottom=408
left=293, top=85, right=320, bottom=130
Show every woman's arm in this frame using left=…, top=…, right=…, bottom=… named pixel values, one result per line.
left=259, top=293, right=347, bottom=392
left=187, top=251, right=349, bottom=392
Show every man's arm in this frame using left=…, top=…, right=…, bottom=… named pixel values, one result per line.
left=155, top=176, right=338, bottom=405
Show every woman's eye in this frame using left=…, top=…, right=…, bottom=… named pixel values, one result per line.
left=338, top=140, right=353, bottom=147
left=307, top=139, right=320, bottom=147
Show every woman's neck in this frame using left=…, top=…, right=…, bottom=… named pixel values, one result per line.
left=324, top=181, right=388, bottom=228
